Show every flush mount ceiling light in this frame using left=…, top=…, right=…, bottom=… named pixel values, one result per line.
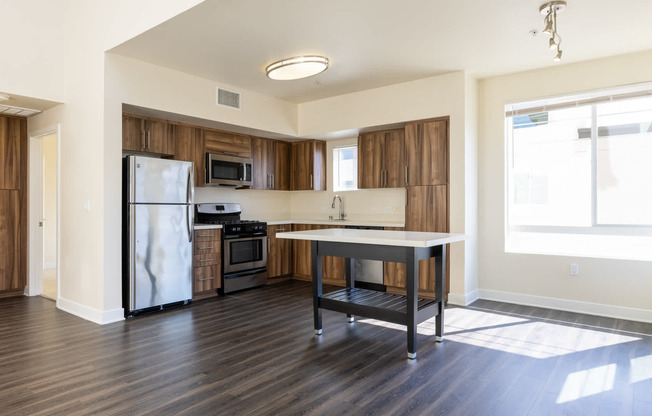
left=539, top=1, right=566, bottom=62
left=265, top=56, right=329, bottom=80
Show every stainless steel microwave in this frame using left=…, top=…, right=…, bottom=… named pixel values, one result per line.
left=206, top=153, right=252, bottom=187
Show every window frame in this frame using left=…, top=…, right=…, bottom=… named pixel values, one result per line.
left=505, top=83, right=652, bottom=255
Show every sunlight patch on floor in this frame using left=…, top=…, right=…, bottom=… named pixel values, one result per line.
left=358, top=308, right=639, bottom=359
left=630, top=354, right=652, bottom=383
left=556, top=364, right=617, bottom=403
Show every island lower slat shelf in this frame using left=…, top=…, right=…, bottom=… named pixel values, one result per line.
left=319, top=288, right=439, bottom=326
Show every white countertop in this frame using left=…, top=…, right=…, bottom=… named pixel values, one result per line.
left=277, top=228, right=465, bottom=248
left=193, top=224, right=223, bottom=230
left=266, top=219, right=405, bottom=227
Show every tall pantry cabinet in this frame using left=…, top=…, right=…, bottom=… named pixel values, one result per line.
left=0, top=115, right=27, bottom=297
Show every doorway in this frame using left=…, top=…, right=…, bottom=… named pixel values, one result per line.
left=28, top=128, right=59, bottom=301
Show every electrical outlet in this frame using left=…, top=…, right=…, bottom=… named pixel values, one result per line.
left=393, top=206, right=401, bottom=213
left=570, top=264, right=579, bottom=276
left=384, top=206, right=392, bottom=212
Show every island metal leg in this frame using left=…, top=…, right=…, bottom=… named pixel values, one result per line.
left=406, top=247, right=418, bottom=359
left=435, top=245, right=446, bottom=342
left=345, top=257, right=354, bottom=323
left=311, top=241, right=323, bottom=335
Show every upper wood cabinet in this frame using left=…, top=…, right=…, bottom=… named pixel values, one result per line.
left=204, top=129, right=251, bottom=158
left=251, top=137, right=291, bottom=190
left=404, top=118, right=448, bottom=186
left=358, top=128, right=405, bottom=189
left=172, top=124, right=205, bottom=188
left=0, top=117, right=23, bottom=190
left=291, top=140, right=327, bottom=191
left=122, top=114, right=174, bottom=155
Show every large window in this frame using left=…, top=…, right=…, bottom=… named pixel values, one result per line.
left=333, top=145, right=358, bottom=191
left=506, top=83, right=652, bottom=260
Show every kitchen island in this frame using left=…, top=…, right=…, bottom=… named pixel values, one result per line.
left=277, top=228, right=465, bottom=359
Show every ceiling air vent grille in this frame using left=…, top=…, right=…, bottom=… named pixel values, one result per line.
left=216, top=87, right=241, bottom=110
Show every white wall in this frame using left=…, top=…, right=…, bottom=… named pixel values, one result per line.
left=26, top=0, right=204, bottom=324
left=298, top=72, right=478, bottom=303
left=0, top=0, right=65, bottom=102
left=478, top=49, right=652, bottom=322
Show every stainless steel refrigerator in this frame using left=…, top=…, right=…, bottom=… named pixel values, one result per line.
left=123, top=156, right=194, bottom=316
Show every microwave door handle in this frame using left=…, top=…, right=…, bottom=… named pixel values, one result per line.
left=206, top=154, right=212, bottom=184
left=241, top=162, right=247, bottom=181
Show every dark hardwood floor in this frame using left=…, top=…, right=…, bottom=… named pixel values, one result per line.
left=1, top=280, right=651, bottom=415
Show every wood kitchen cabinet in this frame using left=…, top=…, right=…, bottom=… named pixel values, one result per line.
left=290, top=140, right=327, bottom=191
left=0, top=115, right=26, bottom=297
left=251, top=137, right=290, bottom=190
left=291, top=224, right=345, bottom=285
left=122, top=114, right=174, bottom=155
left=358, top=128, right=405, bottom=188
left=204, top=129, right=251, bottom=158
left=267, top=224, right=292, bottom=279
left=404, top=118, right=448, bottom=186
left=192, top=228, right=222, bottom=299
left=172, top=124, right=205, bottom=188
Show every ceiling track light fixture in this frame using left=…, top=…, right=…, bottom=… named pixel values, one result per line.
left=539, top=1, right=566, bottom=62
left=265, top=56, right=329, bottom=80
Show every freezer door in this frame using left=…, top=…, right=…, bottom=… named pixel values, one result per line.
left=129, top=204, right=193, bottom=311
left=129, top=156, right=193, bottom=204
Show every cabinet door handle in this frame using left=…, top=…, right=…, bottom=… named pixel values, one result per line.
left=141, top=130, right=146, bottom=149
left=310, top=174, right=313, bottom=189
left=147, top=131, right=151, bottom=149
left=405, top=165, right=408, bottom=185
left=199, top=277, right=214, bottom=281
left=198, top=259, right=214, bottom=263
left=276, top=228, right=286, bottom=231
left=272, top=174, right=275, bottom=189
left=197, top=246, right=214, bottom=250
left=197, top=233, right=213, bottom=237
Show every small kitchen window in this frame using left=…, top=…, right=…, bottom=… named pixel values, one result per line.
left=333, top=145, right=358, bottom=191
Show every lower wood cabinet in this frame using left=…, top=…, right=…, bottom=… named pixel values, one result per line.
left=192, top=228, right=221, bottom=299
left=267, top=224, right=292, bottom=278
left=0, top=115, right=26, bottom=297
left=385, top=186, right=449, bottom=299
left=291, top=224, right=345, bottom=286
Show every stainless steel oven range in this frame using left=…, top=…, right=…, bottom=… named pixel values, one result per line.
left=195, top=203, right=267, bottom=294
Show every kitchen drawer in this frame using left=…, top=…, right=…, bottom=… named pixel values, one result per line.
left=194, top=265, right=221, bottom=293
left=194, top=240, right=220, bottom=256
left=194, top=229, right=221, bottom=243
left=194, top=253, right=220, bottom=267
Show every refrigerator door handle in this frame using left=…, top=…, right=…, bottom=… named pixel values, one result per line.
left=186, top=165, right=194, bottom=243
left=186, top=165, right=194, bottom=204
left=186, top=204, right=193, bottom=243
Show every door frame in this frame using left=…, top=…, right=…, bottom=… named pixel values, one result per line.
left=28, top=125, right=61, bottom=303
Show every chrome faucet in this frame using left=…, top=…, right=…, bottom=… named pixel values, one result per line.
left=331, top=195, right=344, bottom=220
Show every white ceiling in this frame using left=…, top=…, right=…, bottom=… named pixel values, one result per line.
left=110, top=0, right=652, bottom=104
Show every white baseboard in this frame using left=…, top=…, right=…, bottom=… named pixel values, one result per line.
left=448, top=289, right=480, bottom=306
left=57, top=297, right=125, bottom=325
left=478, top=289, right=652, bottom=324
